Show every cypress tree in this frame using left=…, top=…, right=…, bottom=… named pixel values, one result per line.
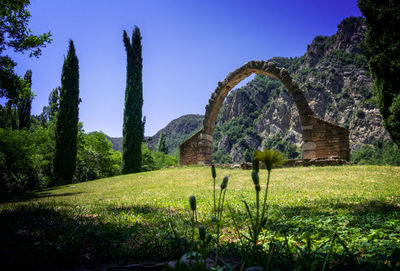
left=54, top=40, right=80, bottom=184
left=358, top=0, right=400, bottom=146
left=157, top=131, right=168, bottom=154
left=18, top=69, right=33, bottom=130
left=122, top=26, right=143, bottom=174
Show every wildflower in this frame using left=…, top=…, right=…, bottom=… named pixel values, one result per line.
left=253, top=148, right=286, bottom=171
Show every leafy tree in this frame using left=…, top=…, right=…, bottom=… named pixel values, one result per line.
left=358, top=0, right=400, bottom=146
left=142, top=143, right=155, bottom=171
left=157, top=131, right=168, bottom=154
left=40, top=87, right=60, bottom=123
left=75, top=131, right=121, bottom=182
left=0, top=0, right=51, bottom=105
left=141, top=143, right=177, bottom=171
left=121, top=26, right=143, bottom=174
left=54, top=40, right=80, bottom=184
left=17, top=69, right=33, bottom=130
left=0, top=126, right=54, bottom=195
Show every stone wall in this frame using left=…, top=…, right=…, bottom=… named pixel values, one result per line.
left=180, top=61, right=350, bottom=165
left=179, top=129, right=212, bottom=165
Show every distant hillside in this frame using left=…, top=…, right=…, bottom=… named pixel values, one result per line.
left=107, top=114, right=204, bottom=156
left=146, top=114, right=203, bottom=156
left=106, top=136, right=122, bottom=152
left=212, top=17, right=391, bottom=163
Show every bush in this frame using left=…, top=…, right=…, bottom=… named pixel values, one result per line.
left=142, top=144, right=178, bottom=171
left=0, top=127, right=54, bottom=194
left=351, top=141, right=400, bottom=165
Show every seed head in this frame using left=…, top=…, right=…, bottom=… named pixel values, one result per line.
left=211, top=164, right=216, bottom=179
left=198, top=225, right=206, bottom=241
left=189, top=195, right=196, bottom=211
left=220, top=176, right=229, bottom=190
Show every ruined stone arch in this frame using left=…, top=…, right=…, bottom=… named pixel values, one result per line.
left=180, top=61, right=350, bottom=165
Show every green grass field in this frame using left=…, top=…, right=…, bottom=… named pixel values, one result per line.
left=1, top=165, right=399, bottom=269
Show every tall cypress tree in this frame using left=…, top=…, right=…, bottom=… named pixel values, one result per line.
left=17, top=69, right=33, bottom=130
left=54, top=40, right=80, bottom=184
left=122, top=26, right=143, bottom=174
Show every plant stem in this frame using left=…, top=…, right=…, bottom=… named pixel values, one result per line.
left=213, top=177, right=216, bottom=218
left=190, top=210, right=195, bottom=266
left=260, top=169, right=271, bottom=226
left=252, top=189, right=260, bottom=264
left=215, top=189, right=223, bottom=267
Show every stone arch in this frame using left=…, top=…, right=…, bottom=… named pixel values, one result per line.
left=180, top=61, right=350, bottom=165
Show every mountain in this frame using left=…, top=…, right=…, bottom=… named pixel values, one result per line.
left=106, top=114, right=204, bottom=155
left=146, top=114, right=203, bottom=156
left=212, top=17, right=391, bottom=163
left=106, top=136, right=123, bottom=152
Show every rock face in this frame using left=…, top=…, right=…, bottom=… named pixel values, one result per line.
left=212, top=17, right=390, bottom=163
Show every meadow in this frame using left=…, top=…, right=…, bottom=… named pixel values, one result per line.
left=1, top=165, right=399, bottom=269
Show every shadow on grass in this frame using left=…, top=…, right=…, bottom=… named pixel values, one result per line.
left=0, top=191, right=85, bottom=203
left=0, top=203, right=188, bottom=270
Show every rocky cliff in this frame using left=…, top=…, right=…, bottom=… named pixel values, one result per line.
left=213, top=17, right=391, bottom=163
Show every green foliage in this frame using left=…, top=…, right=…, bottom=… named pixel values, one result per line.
left=213, top=114, right=261, bottom=163
left=17, top=69, right=33, bottom=130
left=351, top=140, right=400, bottom=165
left=141, top=143, right=178, bottom=171
left=122, top=26, right=143, bottom=174
left=322, top=50, right=368, bottom=68
left=358, top=0, right=400, bottom=146
left=0, top=126, right=55, bottom=195
left=0, top=0, right=52, bottom=104
left=264, top=133, right=301, bottom=159
left=75, top=131, right=121, bottom=183
left=54, top=40, right=80, bottom=184
left=40, top=87, right=60, bottom=124
left=157, top=131, right=168, bottom=154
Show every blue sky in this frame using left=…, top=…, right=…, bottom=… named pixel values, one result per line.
left=8, top=0, right=361, bottom=137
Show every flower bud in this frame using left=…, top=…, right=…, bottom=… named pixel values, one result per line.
left=220, top=176, right=229, bottom=190
left=251, top=170, right=259, bottom=185
left=189, top=195, right=196, bottom=211
left=198, top=225, right=206, bottom=241
left=255, top=184, right=261, bottom=192
left=211, top=164, right=216, bottom=179
left=252, top=158, right=259, bottom=172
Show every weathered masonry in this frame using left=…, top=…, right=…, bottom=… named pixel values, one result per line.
left=180, top=61, right=350, bottom=165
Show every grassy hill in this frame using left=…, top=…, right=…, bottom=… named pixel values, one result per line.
left=1, top=165, right=399, bottom=269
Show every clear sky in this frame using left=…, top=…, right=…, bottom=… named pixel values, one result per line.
left=7, top=0, right=362, bottom=137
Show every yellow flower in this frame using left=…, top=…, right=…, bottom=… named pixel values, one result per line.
left=253, top=149, right=286, bottom=171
